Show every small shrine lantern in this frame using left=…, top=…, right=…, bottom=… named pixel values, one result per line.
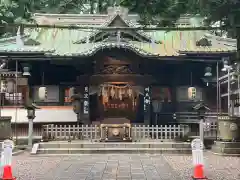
left=188, top=87, right=196, bottom=100
left=38, top=87, right=47, bottom=101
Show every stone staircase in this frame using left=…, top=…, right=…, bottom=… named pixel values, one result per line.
left=32, top=141, right=192, bottom=155
left=211, top=141, right=240, bottom=155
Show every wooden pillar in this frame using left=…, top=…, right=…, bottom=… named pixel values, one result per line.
left=171, top=68, right=178, bottom=115
left=19, top=77, right=29, bottom=104
left=59, top=86, right=65, bottom=106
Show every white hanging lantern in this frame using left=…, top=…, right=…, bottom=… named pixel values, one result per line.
left=6, top=80, right=15, bottom=93
left=0, top=80, right=7, bottom=93
left=188, top=87, right=196, bottom=99
left=38, top=87, right=47, bottom=101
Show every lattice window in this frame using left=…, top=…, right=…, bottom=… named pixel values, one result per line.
left=4, top=92, right=23, bottom=105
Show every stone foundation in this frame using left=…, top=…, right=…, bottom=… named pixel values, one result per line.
left=211, top=141, right=240, bottom=155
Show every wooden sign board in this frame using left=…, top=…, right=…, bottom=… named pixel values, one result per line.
left=31, top=143, right=39, bottom=154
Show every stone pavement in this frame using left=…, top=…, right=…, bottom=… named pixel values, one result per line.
left=8, top=152, right=240, bottom=180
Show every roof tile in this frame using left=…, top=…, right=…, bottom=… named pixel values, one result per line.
left=0, top=16, right=237, bottom=56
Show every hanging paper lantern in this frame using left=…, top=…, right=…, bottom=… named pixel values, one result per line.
left=38, top=87, right=47, bottom=101
left=188, top=87, right=196, bottom=99
left=7, top=80, right=15, bottom=93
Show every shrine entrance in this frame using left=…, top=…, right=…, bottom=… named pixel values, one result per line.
left=100, top=83, right=139, bottom=121
left=89, top=83, right=144, bottom=124
left=85, top=49, right=154, bottom=124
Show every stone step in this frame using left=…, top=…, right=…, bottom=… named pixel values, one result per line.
left=212, top=145, right=240, bottom=155
left=38, top=142, right=191, bottom=149
left=37, top=147, right=191, bottom=154
left=36, top=141, right=192, bottom=155
left=214, top=141, right=240, bottom=149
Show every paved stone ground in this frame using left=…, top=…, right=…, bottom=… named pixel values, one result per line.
left=7, top=152, right=240, bottom=180
left=164, top=152, right=240, bottom=180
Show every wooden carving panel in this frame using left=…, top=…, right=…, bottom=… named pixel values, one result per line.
left=100, top=65, right=132, bottom=74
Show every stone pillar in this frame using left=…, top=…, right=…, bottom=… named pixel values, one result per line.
left=143, top=86, right=151, bottom=125
left=212, top=115, right=240, bottom=155
left=28, top=118, right=33, bottom=147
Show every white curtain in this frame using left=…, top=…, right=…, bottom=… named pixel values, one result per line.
left=89, top=85, right=144, bottom=96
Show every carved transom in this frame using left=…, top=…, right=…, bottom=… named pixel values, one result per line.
left=99, top=65, right=132, bottom=74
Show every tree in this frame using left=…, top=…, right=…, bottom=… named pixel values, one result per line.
left=0, top=0, right=30, bottom=37
left=121, top=0, right=240, bottom=61
left=0, top=0, right=90, bottom=36
left=199, top=0, right=240, bottom=61
left=121, top=0, right=189, bottom=26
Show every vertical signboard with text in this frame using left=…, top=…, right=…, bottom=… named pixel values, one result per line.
left=144, top=87, right=151, bottom=112
left=144, top=86, right=151, bottom=125
left=83, top=86, right=89, bottom=115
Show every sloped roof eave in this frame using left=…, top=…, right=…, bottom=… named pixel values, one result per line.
left=0, top=47, right=55, bottom=54
left=73, top=14, right=158, bottom=44
left=179, top=49, right=236, bottom=54
left=49, top=42, right=174, bottom=57
left=0, top=35, right=30, bottom=45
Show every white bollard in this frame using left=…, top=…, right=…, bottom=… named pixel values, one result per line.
left=191, top=138, right=204, bottom=166
left=1, top=139, right=14, bottom=167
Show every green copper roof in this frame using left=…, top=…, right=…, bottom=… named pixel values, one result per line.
left=0, top=12, right=237, bottom=57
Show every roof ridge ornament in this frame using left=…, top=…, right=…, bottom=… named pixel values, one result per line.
left=107, top=6, right=129, bottom=18
left=196, top=37, right=212, bottom=47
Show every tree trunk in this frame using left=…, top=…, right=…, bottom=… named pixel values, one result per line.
left=90, top=0, right=94, bottom=14
left=98, top=0, right=103, bottom=13
left=237, top=26, right=240, bottom=62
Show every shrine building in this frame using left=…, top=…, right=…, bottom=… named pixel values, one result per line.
left=0, top=6, right=237, bottom=138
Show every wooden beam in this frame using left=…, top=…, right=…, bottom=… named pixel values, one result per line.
left=4, top=56, right=221, bottom=62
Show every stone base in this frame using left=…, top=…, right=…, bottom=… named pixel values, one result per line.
left=211, top=141, right=240, bottom=155
left=34, top=141, right=192, bottom=155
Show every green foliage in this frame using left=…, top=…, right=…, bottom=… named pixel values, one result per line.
left=199, top=0, right=240, bottom=38
left=0, top=0, right=239, bottom=34
left=33, top=0, right=86, bottom=14
left=201, top=0, right=240, bottom=24
left=0, top=0, right=19, bottom=24
left=121, top=0, right=190, bottom=26
left=120, top=0, right=240, bottom=28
